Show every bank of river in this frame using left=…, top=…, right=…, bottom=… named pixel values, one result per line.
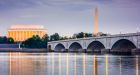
left=0, top=48, right=47, bottom=52
left=0, top=48, right=140, bottom=55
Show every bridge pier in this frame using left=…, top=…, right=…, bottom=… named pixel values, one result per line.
left=131, top=48, right=140, bottom=54
left=83, top=49, right=87, bottom=53
left=101, top=49, right=110, bottom=54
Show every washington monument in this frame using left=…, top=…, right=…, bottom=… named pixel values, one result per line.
left=93, top=7, right=99, bottom=36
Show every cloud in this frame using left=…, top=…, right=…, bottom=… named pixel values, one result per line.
left=0, top=0, right=112, bottom=11
left=0, top=0, right=139, bottom=10
left=0, top=0, right=46, bottom=11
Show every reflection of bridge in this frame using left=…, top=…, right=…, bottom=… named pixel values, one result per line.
left=48, top=33, right=140, bottom=53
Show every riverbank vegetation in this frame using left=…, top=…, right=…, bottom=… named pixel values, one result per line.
left=49, top=32, right=109, bottom=41
left=21, top=34, right=49, bottom=48
left=0, top=36, right=14, bottom=44
left=0, top=32, right=108, bottom=48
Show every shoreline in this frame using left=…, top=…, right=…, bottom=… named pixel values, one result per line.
left=0, top=48, right=47, bottom=52
left=0, top=48, right=140, bottom=55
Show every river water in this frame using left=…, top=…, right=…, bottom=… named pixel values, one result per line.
left=0, top=52, right=139, bottom=75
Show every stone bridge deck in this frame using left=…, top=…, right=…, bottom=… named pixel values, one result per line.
left=48, top=32, right=140, bottom=53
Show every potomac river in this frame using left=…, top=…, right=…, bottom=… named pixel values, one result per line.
left=0, top=52, right=139, bottom=75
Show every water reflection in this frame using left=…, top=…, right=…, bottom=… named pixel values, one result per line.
left=74, top=53, right=76, bottom=75
left=120, top=57, right=122, bottom=75
left=94, top=55, right=97, bottom=75
left=136, top=55, right=139, bottom=75
left=66, top=53, right=69, bottom=75
left=106, top=55, right=108, bottom=75
left=51, top=53, right=54, bottom=75
left=9, top=53, right=47, bottom=75
left=59, top=53, right=61, bottom=75
left=83, top=54, right=86, bottom=75
left=0, top=53, right=138, bottom=75
left=10, top=53, right=34, bottom=75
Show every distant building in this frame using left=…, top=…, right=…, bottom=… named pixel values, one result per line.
left=7, top=25, right=47, bottom=42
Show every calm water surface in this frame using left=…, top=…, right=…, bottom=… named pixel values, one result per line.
left=0, top=52, right=139, bottom=75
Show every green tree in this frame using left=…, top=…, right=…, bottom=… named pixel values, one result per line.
left=73, top=32, right=92, bottom=38
left=84, top=33, right=92, bottom=37
left=0, top=37, right=7, bottom=44
left=77, top=32, right=84, bottom=38
left=0, top=36, right=14, bottom=44
left=0, top=37, right=4, bottom=44
left=50, top=33, right=60, bottom=41
left=7, top=37, right=14, bottom=44
left=42, top=34, right=49, bottom=48
left=60, top=36, right=68, bottom=40
left=21, top=35, right=44, bottom=48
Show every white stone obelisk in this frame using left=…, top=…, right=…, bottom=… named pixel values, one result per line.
left=93, top=7, right=99, bottom=36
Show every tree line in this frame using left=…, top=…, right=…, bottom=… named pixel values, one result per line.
left=0, top=36, right=14, bottom=44
left=0, top=32, right=108, bottom=48
left=49, top=32, right=108, bottom=41
left=21, top=34, right=49, bottom=48
left=22, top=32, right=94, bottom=48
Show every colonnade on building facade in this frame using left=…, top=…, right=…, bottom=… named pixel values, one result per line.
left=7, top=30, right=46, bottom=41
left=7, top=25, right=47, bottom=42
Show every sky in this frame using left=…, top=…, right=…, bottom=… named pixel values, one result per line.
left=0, top=0, right=140, bottom=36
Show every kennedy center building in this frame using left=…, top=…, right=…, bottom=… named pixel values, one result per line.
left=7, top=25, right=47, bottom=42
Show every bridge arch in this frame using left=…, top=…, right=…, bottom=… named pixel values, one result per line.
left=87, top=41, right=105, bottom=52
left=69, top=42, right=83, bottom=52
left=54, top=43, right=65, bottom=52
left=111, top=39, right=137, bottom=52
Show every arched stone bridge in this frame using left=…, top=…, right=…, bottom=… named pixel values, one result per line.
left=48, top=33, right=140, bottom=53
